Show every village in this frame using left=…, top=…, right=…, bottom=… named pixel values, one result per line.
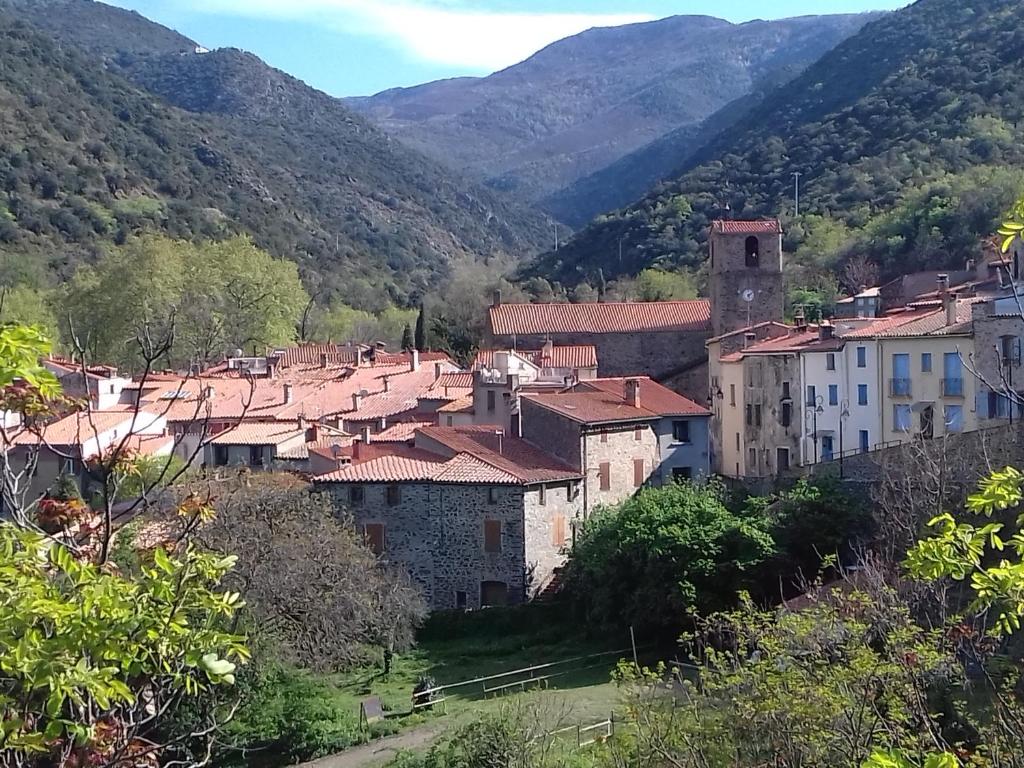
left=6, top=218, right=1024, bottom=613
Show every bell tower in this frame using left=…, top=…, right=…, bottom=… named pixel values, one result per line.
left=708, top=219, right=785, bottom=337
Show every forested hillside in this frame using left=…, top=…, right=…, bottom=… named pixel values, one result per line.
left=350, top=13, right=878, bottom=206
left=526, top=0, right=1024, bottom=290
left=0, top=1, right=549, bottom=311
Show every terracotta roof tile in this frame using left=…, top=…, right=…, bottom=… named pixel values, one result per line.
left=711, top=219, right=783, bottom=235
left=488, top=300, right=711, bottom=336
left=473, top=345, right=598, bottom=370
left=208, top=423, right=306, bottom=445
left=425, top=372, right=473, bottom=396
left=577, top=378, right=711, bottom=416
left=417, top=426, right=581, bottom=484
left=11, top=409, right=163, bottom=448
left=437, top=395, right=474, bottom=414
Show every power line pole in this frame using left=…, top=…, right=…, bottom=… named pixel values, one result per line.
left=792, top=171, right=802, bottom=217
left=552, top=222, right=559, bottom=251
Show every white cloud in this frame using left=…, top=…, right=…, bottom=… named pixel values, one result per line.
left=165, top=0, right=654, bottom=71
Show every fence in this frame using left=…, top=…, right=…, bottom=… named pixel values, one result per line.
left=548, top=716, right=614, bottom=748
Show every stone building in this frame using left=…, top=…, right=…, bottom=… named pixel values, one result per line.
left=313, top=425, right=582, bottom=610
left=486, top=219, right=786, bottom=403
left=707, top=219, right=785, bottom=337
left=520, top=377, right=711, bottom=514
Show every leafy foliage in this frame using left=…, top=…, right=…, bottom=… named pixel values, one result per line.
left=562, top=482, right=775, bottom=635
left=0, top=526, right=248, bottom=764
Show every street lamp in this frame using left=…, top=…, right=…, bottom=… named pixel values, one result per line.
left=839, top=399, right=850, bottom=478
left=804, top=395, right=824, bottom=464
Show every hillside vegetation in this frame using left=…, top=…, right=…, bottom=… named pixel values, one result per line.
left=0, top=1, right=549, bottom=311
left=526, top=0, right=1024, bottom=289
left=349, top=13, right=878, bottom=208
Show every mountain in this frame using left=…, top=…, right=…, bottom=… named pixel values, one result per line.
left=348, top=13, right=879, bottom=209
left=0, top=0, right=549, bottom=309
left=525, top=0, right=1024, bottom=289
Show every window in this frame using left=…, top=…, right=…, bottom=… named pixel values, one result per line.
left=747, top=447, right=757, bottom=472
left=672, top=467, right=692, bottom=482
left=781, top=402, right=792, bottom=428
left=598, top=462, right=610, bottom=491
left=828, top=384, right=838, bottom=406
left=538, top=484, right=547, bottom=506
left=944, top=404, right=963, bottom=433
left=446, top=415, right=454, bottom=426
left=633, top=458, right=645, bottom=487
left=634, top=426, right=642, bottom=441
left=349, top=485, right=365, bottom=506
left=894, top=404, right=912, bottom=432
left=386, top=484, right=401, bottom=506
left=821, top=435, right=834, bottom=461
left=754, top=404, right=762, bottom=427
left=920, top=405, right=934, bottom=439
left=776, top=447, right=790, bottom=472
left=672, top=420, right=690, bottom=443
left=806, top=385, right=816, bottom=406
left=826, top=353, right=836, bottom=371
left=1001, top=335, right=1022, bottom=365
left=249, top=445, right=264, bottom=467
left=859, top=430, right=870, bottom=453
left=891, top=353, right=911, bottom=396
left=858, top=384, right=868, bottom=406
left=735, top=433, right=740, bottom=450
left=363, top=523, right=385, bottom=556
left=484, top=520, right=502, bottom=553
left=480, top=581, right=508, bottom=607
left=551, top=515, right=567, bottom=547
left=486, top=389, right=496, bottom=412
left=600, top=430, right=608, bottom=443
left=744, top=236, right=760, bottom=268
left=213, top=445, right=229, bottom=466
left=942, top=352, right=963, bottom=396
left=745, top=404, right=752, bottom=425
left=455, top=591, right=468, bottom=610
left=921, top=353, right=932, bottom=373
left=729, top=384, right=736, bottom=406
left=488, top=486, right=499, bottom=504
left=782, top=382, right=791, bottom=400
left=857, top=346, right=867, bottom=368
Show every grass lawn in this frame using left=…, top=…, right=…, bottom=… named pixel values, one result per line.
left=325, top=604, right=642, bottom=733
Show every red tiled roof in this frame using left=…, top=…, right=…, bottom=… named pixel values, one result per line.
left=425, top=372, right=473, bottom=396
left=11, top=409, right=162, bottom=448
left=417, top=425, right=581, bottom=484
left=473, top=345, right=598, bottom=370
left=374, top=421, right=433, bottom=441
left=523, top=376, right=709, bottom=425
left=577, top=378, right=710, bottom=416
left=437, top=395, right=474, bottom=414
left=843, top=300, right=979, bottom=339
left=711, top=219, right=783, bottom=235
left=274, top=343, right=365, bottom=368
left=315, top=451, right=447, bottom=483
left=488, top=301, right=711, bottom=336
left=208, top=423, right=305, bottom=445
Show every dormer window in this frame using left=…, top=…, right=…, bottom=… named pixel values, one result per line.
left=745, top=236, right=760, bottom=268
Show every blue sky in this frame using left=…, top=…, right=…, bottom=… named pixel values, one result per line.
left=101, top=0, right=910, bottom=97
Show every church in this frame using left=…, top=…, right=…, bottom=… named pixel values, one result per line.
left=485, top=219, right=785, bottom=403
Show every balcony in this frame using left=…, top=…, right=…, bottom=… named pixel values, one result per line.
left=941, top=378, right=964, bottom=397
left=889, top=378, right=912, bottom=397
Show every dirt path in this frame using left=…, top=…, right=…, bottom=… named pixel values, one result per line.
left=300, top=722, right=446, bottom=768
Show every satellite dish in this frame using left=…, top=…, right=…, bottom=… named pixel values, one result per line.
left=741, top=289, right=756, bottom=303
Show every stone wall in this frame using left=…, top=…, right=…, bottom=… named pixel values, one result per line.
left=708, top=231, right=784, bottom=337
left=520, top=398, right=582, bottom=468
left=742, top=354, right=801, bottom=477
left=972, top=304, right=1024, bottom=428
left=581, top=423, right=661, bottom=512
left=324, top=480, right=580, bottom=610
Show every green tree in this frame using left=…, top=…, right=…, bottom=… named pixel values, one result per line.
left=562, top=483, right=774, bottom=634
left=0, top=285, right=57, bottom=340
left=401, top=324, right=414, bottom=351
left=632, top=268, right=698, bottom=301
left=414, top=303, right=426, bottom=351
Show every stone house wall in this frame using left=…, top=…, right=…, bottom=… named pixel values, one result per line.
left=972, top=304, right=1024, bottom=428
left=520, top=398, right=583, bottom=468
left=324, top=480, right=580, bottom=610
left=708, top=230, right=784, bottom=337
left=741, top=354, right=801, bottom=477
left=580, top=423, right=660, bottom=512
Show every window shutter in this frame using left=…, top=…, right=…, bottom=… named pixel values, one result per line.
left=599, top=462, right=610, bottom=491
left=551, top=515, right=566, bottom=547
left=363, top=524, right=385, bottom=555
left=484, top=520, right=502, bottom=553
left=633, top=458, right=645, bottom=487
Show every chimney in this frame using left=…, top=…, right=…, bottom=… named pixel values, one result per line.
left=937, top=273, right=950, bottom=296
left=379, top=417, right=386, bottom=430
left=283, top=383, right=294, bottom=404
left=818, top=323, right=835, bottom=341
left=305, top=421, right=318, bottom=443
left=542, top=339, right=553, bottom=360
left=492, top=289, right=502, bottom=308
left=298, top=415, right=307, bottom=431
left=320, top=352, right=329, bottom=369
left=794, top=306, right=807, bottom=331
left=383, top=376, right=390, bottom=393
left=945, top=292, right=958, bottom=326
left=351, top=391, right=363, bottom=411
left=361, top=425, right=372, bottom=445
left=410, top=349, right=420, bottom=372
left=203, top=385, right=216, bottom=400
left=743, top=332, right=757, bottom=349
left=624, top=378, right=641, bottom=409
left=434, top=362, right=443, bottom=380
left=495, top=428, right=504, bottom=455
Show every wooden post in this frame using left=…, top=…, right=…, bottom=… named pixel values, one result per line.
left=630, top=626, right=639, bottom=670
